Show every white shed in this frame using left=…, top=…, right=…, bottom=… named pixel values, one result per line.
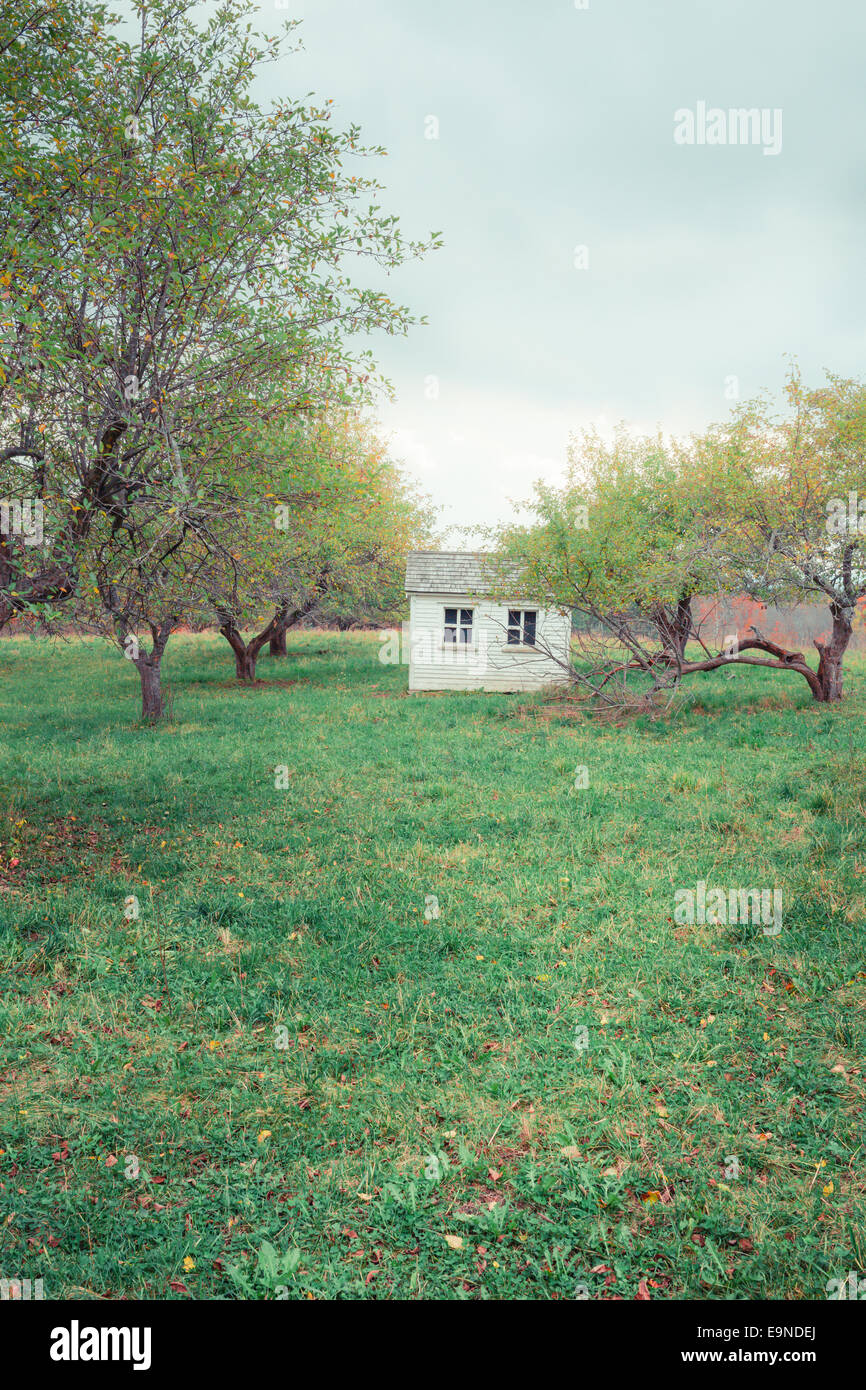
left=404, top=551, right=572, bottom=692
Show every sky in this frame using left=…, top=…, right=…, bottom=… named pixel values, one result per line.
left=249, top=0, right=866, bottom=537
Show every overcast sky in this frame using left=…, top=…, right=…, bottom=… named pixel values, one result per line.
left=252, top=0, right=866, bottom=536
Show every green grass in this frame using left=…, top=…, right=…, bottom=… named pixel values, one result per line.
left=0, top=630, right=864, bottom=1300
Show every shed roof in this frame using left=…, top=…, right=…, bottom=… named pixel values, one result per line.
left=405, top=550, right=524, bottom=596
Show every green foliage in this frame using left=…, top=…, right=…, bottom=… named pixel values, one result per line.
left=494, top=427, right=718, bottom=615
left=207, top=410, right=435, bottom=631
left=0, top=0, right=439, bottom=626
left=693, top=366, right=866, bottom=610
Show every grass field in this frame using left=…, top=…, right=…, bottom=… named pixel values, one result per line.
left=0, top=631, right=864, bottom=1300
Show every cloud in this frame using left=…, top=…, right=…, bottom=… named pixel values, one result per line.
left=254, top=0, right=866, bottom=527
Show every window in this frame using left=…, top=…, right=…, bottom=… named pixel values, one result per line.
left=507, top=609, right=537, bottom=646
left=444, top=606, right=473, bottom=644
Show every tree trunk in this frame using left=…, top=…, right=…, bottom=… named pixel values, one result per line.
left=235, top=646, right=258, bottom=681
left=269, top=598, right=320, bottom=655
left=218, top=617, right=255, bottom=682
left=652, top=594, right=692, bottom=667
left=135, top=654, right=164, bottom=721
left=218, top=615, right=271, bottom=682
left=218, top=598, right=321, bottom=679
left=815, top=606, right=853, bottom=702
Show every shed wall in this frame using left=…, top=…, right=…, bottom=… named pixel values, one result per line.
left=407, top=593, right=571, bottom=692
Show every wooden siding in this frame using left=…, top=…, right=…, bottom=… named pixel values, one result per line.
left=407, top=593, right=571, bottom=692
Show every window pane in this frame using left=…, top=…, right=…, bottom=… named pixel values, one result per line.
left=507, top=626, right=520, bottom=644
left=459, top=626, right=471, bottom=643
left=523, top=612, right=537, bottom=644
left=460, top=609, right=473, bottom=624
left=507, top=610, right=520, bottom=626
left=444, top=626, right=456, bottom=643
left=444, top=608, right=457, bottom=624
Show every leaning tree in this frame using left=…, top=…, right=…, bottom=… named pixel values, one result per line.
left=490, top=428, right=735, bottom=714
left=692, top=368, right=866, bottom=702
left=492, top=380, right=866, bottom=714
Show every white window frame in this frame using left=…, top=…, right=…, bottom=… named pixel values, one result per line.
left=506, top=608, right=538, bottom=647
left=443, top=604, right=474, bottom=646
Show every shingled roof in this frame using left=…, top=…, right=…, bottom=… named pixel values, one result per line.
left=405, top=551, right=525, bottom=596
